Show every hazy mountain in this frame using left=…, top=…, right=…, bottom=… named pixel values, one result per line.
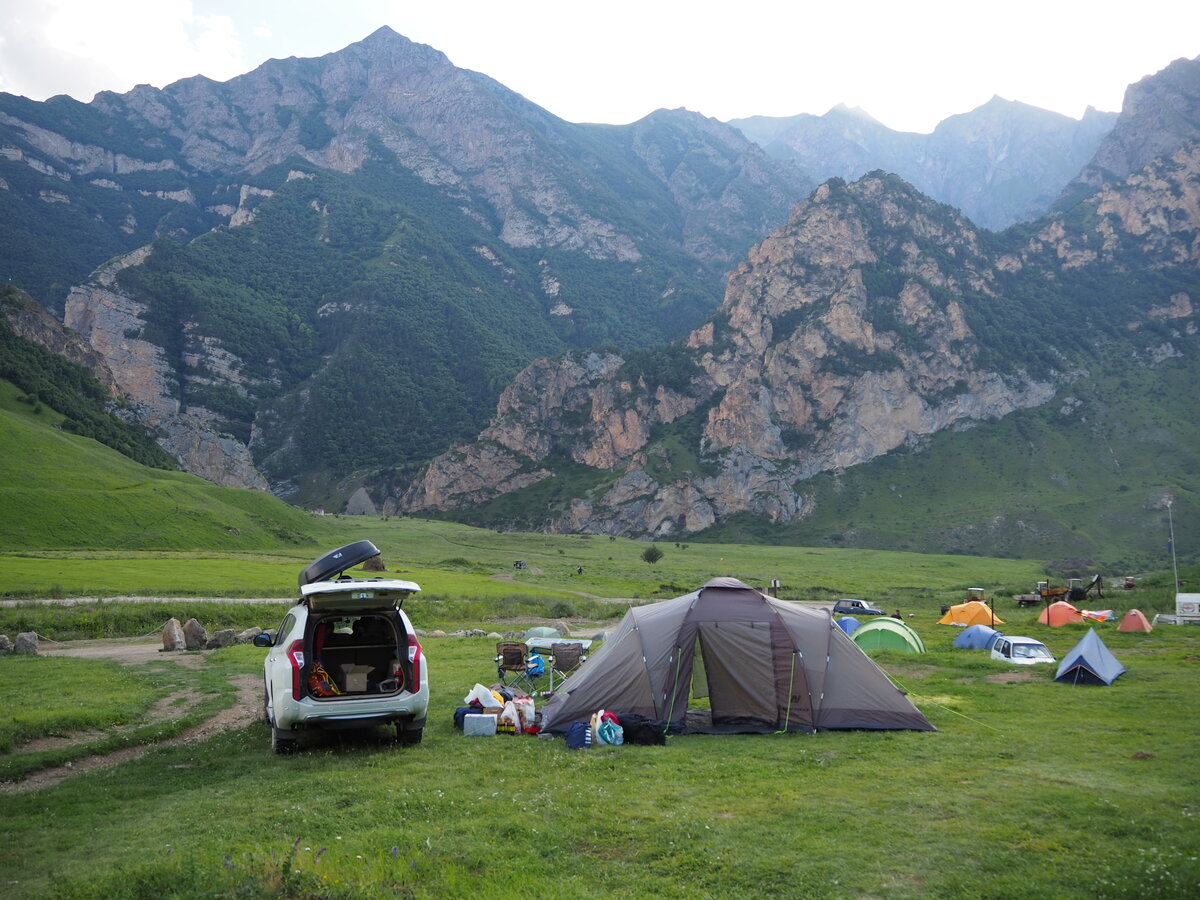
left=729, top=98, right=1118, bottom=230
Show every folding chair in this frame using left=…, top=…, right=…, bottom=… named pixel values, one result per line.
left=548, top=641, right=587, bottom=693
left=495, top=641, right=536, bottom=694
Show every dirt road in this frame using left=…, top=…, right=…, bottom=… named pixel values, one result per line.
left=3, top=638, right=261, bottom=794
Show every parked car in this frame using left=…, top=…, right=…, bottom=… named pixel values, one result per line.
left=255, top=540, right=429, bottom=754
left=990, top=636, right=1055, bottom=665
left=832, top=598, right=887, bottom=617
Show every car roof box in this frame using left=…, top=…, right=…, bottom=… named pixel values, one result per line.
left=299, top=540, right=381, bottom=588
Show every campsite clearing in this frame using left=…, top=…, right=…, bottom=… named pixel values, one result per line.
left=2, top=615, right=1199, bottom=898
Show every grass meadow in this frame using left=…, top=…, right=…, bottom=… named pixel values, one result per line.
left=1, top=548, right=1198, bottom=898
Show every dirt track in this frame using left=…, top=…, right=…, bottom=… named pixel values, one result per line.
left=3, top=639, right=261, bottom=795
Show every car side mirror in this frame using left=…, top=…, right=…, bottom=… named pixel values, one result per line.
left=252, top=632, right=274, bottom=648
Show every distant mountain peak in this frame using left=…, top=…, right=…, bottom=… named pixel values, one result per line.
left=827, top=103, right=881, bottom=124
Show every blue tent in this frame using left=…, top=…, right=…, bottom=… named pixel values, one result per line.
left=1054, top=628, right=1127, bottom=686
left=836, top=616, right=861, bottom=635
left=954, top=624, right=1001, bottom=650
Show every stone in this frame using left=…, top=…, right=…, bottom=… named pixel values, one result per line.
left=162, top=617, right=186, bottom=651
left=14, top=632, right=39, bottom=655
left=0, top=634, right=13, bottom=655
left=234, top=626, right=263, bottom=644
left=182, top=618, right=208, bottom=651
left=205, top=629, right=238, bottom=649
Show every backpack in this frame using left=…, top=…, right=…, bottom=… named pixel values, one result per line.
left=307, top=663, right=341, bottom=697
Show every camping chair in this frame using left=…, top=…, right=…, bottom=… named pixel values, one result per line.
left=548, top=641, right=588, bottom=693
left=495, top=641, right=537, bottom=694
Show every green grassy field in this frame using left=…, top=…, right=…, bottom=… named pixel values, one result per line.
left=1, top=617, right=1198, bottom=899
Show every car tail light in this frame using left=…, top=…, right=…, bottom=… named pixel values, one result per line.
left=404, top=633, right=422, bottom=691
left=287, top=640, right=305, bottom=699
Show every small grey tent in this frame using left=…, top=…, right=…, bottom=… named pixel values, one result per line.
left=1054, top=628, right=1127, bottom=686
left=538, top=577, right=935, bottom=734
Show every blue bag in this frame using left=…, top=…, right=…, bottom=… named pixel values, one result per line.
left=565, top=721, right=592, bottom=750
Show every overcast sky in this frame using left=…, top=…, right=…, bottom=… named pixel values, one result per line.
left=1, top=0, right=1197, bottom=133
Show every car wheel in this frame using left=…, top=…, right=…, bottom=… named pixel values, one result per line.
left=271, top=726, right=298, bottom=755
left=396, top=723, right=423, bottom=746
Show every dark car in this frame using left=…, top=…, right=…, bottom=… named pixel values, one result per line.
left=832, top=598, right=887, bottom=617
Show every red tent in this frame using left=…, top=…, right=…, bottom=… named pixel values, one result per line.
left=1039, top=601, right=1084, bottom=627
left=1116, top=608, right=1153, bottom=633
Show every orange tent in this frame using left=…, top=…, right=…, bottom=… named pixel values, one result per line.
left=938, top=600, right=1004, bottom=626
left=1040, top=600, right=1084, bottom=626
left=1117, top=608, right=1153, bottom=633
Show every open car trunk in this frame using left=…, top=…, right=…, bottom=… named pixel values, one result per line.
left=306, top=611, right=411, bottom=696
left=300, top=580, right=420, bottom=698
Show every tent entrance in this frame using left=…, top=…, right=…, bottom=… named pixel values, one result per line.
left=693, top=621, right=776, bottom=731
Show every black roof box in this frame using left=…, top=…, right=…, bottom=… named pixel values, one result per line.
left=298, top=540, right=381, bottom=588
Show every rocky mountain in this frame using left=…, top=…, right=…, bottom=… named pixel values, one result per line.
left=730, top=98, right=1118, bottom=230
left=396, top=134, right=1200, bottom=556
left=0, top=27, right=811, bottom=505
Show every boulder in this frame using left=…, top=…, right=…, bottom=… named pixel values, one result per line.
left=0, top=634, right=12, bottom=655
left=235, top=626, right=264, bottom=644
left=205, top=628, right=238, bottom=649
left=183, top=618, right=208, bottom=650
left=162, top=617, right=186, bottom=651
left=14, top=632, right=39, bottom=655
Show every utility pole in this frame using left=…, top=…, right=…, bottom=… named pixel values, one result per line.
left=1167, top=498, right=1179, bottom=595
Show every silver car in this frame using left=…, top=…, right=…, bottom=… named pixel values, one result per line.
left=255, top=541, right=429, bottom=754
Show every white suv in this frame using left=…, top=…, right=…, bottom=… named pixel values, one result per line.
left=255, top=541, right=429, bottom=754
left=990, top=635, right=1055, bottom=665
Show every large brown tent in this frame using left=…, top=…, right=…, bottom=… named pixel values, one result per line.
left=1117, top=608, right=1153, bottom=633
left=538, top=578, right=935, bottom=735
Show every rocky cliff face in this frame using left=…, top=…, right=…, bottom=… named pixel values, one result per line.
left=395, top=174, right=1060, bottom=535
left=1068, top=55, right=1200, bottom=194
left=63, top=248, right=267, bottom=490
left=0, top=284, right=119, bottom=395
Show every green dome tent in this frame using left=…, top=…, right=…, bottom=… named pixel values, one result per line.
left=851, top=617, right=926, bottom=653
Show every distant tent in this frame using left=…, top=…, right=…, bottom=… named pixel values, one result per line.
left=1055, top=628, right=1127, bottom=685
left=851, top=617, right=926, bottom=653
left=836, top=616, right=861, bottom=635
left=538, top=577, right=936, bottom=734
left=938, top=601, right=1004, bottom=627
left=1040, top=600, right=1084, bottom=627
left=1117, top=609, right=1153, bottom=633
left=954, top=624, right=1002, bottom=650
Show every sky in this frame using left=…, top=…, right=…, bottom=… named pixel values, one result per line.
left=1, top=0, right=1198, bottom=134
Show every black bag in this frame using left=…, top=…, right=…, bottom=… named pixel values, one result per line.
left=453, top=706, right=476, bottom=730
left=616, top=712, right=667, bottom=745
